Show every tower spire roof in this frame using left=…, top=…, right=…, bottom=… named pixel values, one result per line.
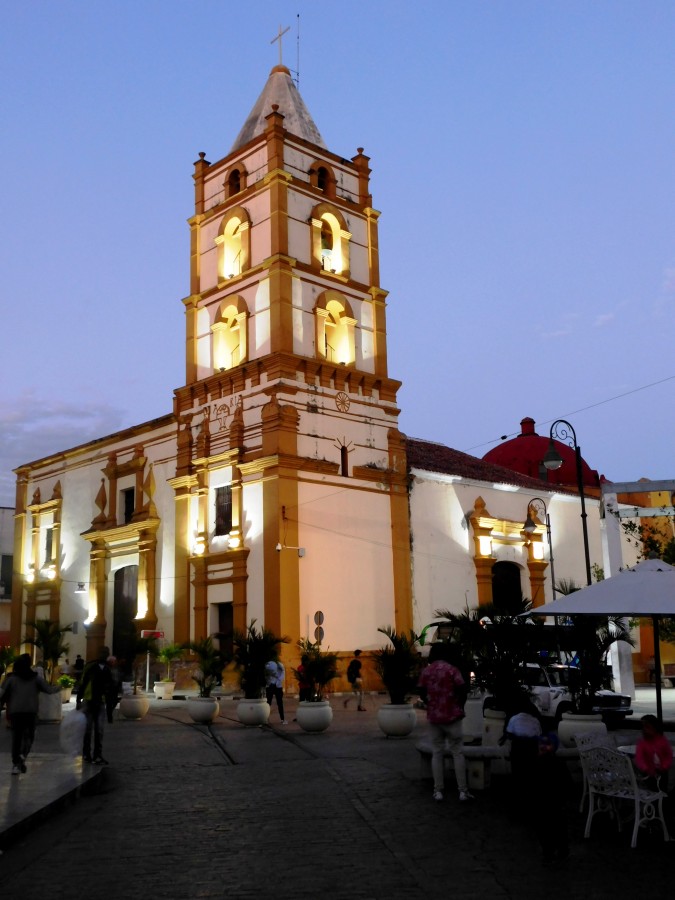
left=230, top=65, right=326, bottom=153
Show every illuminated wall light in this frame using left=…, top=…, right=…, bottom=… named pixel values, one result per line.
left=25, top=569, right=35, bottom=584
left=228, top=534, right=241, bottom=549
left=45, top=566, right=57, bottom=581
left=193, top=536, right=206, bottom=556
left=478, top=536, right=493, bottom=557
left=532, top=543, right=545, bottom=561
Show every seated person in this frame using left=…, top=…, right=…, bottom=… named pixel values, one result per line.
left=635, top=714, right=672, bottom=791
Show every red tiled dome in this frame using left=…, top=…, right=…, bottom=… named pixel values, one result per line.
left=482, top=417, right=601, bottom=488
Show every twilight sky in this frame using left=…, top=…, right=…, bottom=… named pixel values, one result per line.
left=1, top=1, right=674, bottom=506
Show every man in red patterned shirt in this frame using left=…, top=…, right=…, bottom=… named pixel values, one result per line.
left=418, top=643, right=473, bottom=803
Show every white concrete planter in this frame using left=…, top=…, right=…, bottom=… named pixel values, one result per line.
left=119, top=694, right=150, bottom=720
left=376, top=703, right=416, bottom=737
left=236, top=698, right=270, bottom=726
left=153, top=681, right=176, bottom=700
left=557, top=712, right=606, bottom=748
left=38, top=690, right=63, bottom=723
left=482, top=708, right=508, bottom=774
left=297, top=700, right=333, bottom=733
left=462, top=697, right=484, bottom=742
left=187, top=696, right=220, bottom=723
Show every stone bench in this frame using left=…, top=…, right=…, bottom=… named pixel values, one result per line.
left=416, top=740, right=579, bottom=790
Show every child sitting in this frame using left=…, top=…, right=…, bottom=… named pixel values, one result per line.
left=635, top=714, right=672, bottom=791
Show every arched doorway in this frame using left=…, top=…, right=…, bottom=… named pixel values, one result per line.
left=492, top=561, right=523, bottom=613
left=113, top=565, right=138, bottom=679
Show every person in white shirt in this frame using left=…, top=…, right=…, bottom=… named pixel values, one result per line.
left=265, top=659, right=286, bottom=724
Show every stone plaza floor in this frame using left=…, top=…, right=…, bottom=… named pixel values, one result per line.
left=0, top=686, right=673, bottom=899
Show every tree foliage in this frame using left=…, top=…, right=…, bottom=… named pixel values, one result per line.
left=372, top=626, right=421, bottom=705
left=182, top=637, right=227, bottom=697
left=292, top=638, right=339, bottom=701
left=24, top=619, right=73, bottom=684
left=553, top=578, right=634, bottom=713
left=434, top=599, right=537, bottom=710
left=612, top=504, right=675, bottom=565
left=232, top=620, right=290, bottom=700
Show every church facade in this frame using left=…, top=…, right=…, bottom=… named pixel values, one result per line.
left=10, top=66, right=616, bottom=676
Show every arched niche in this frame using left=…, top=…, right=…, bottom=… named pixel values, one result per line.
left=214, top=206, right=251, bottom=281
left=308, top=160, right=336, bottom=199
left=224, top=164, right=248, bottom=198
left=309, top=202, right=351, bottom=277
left=211, top=296, right=249, bottom=372
left=314, top=290, right=356, bottom=365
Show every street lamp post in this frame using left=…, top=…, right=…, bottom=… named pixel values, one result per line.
left=522, top=496, right=556, bottom=599
left=542, top=419, right=592, bottom=586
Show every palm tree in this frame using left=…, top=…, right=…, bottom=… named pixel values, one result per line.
left=157, top=642, right=184, bottom=682
left=120, top=631, right=159, bottom=694
left=372, top=627, right=420, bottom=705
left=182, top=637, right=227, bottom=697
left=0, top=645, right=16, bottom=680
left=292, top=638, right=339, bottom=701
left=554, top=579, right=635, bottom=713
left=435, top=599, right=540, bottom=710
left=232, top=620, right=290, bottom=700
left=24, top=619, right=72, bottom=684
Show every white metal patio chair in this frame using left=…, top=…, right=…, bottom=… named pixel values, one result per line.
left=573, top=730, right=615, bottom=812
left=579, top=745, right=669, bottom=848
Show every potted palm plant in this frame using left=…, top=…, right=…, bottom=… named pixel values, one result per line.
left=558, top=612, right=634, bottom=745
left=57, top=673, right=76, bottom=702
left=0, top=645, right=16, bottom=680
left=292, top=638, right=339, bottom=732
left=119, top=633, right=158, bottom=719
left=373, top=626, right=421, bottom=737
left=154, top=642, right=184, bottom=700
left=25, top=619, right=73, bottom=722
left=232, top=620, right=289, bottom=726
left=182, top=637, right=226, bottom=723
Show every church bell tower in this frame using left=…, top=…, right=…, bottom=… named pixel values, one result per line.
left=171, top=63, right=412, bottom=654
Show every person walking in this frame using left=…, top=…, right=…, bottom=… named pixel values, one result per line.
left=265, top=659, right=287, bottom=724
left=105, top=655, right=123, bottom=723
left=344, top=649, right=366, bottom=710
left=73, top=654, right=85, bottom=682
left=417, top=643, right=473, bottom=803
left=77, top=646, right=114, bottom=764
left=0, top=653, right=61, bottom=775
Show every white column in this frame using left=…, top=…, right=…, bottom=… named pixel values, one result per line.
left=602, top=488, right=635, bottom=698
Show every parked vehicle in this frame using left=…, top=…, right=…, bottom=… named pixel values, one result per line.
left=519, top=663, right=632, bottom=724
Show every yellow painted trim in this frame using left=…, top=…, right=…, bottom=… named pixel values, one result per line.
left=263, top=168, right=293, bottom=185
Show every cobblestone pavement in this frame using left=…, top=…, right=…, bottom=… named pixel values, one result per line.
left=0, top=693, right=673, bottom=899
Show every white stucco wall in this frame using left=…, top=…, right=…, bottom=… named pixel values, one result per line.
left=409, top=471, right=607, bottom=637
left=17, top=423, right=177, bottom=657
left=297, top=478, right=394, bottom=652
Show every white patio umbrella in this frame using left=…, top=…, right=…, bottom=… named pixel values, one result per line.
left=530, top=558, right=675, bottom=722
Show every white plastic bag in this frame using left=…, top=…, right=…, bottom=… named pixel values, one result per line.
left=60, top=708, right=87, bottom=756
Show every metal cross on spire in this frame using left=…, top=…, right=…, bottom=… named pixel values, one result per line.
left=271, top=24, right=290, bottom=65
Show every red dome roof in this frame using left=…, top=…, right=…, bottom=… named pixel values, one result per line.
left=482, top=418, right=601, bottom=489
